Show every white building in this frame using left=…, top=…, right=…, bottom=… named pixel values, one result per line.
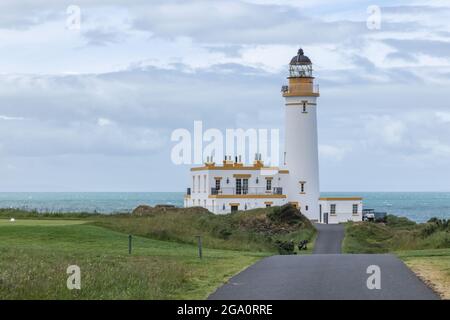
left=184, top=49, right=363, bottom=224
left=318, top=197, right=363, bottom=224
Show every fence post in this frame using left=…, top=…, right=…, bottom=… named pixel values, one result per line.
left=196, top=235, right=202, bottom=259
left=128, top=234, right=132, bottom=254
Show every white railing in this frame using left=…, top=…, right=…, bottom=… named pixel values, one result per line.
left=212, top=186, right=282, bottom=196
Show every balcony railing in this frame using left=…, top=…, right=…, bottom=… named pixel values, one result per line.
left=210, top=186, right=283, bottom=196
left=273, top=187, right=283, bottom=195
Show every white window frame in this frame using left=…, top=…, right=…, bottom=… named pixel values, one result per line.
left=330, top=204, right=336, bottom=215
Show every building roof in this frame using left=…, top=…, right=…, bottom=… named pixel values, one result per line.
left=290, top=48, right=312, bottom=65
left=190, top=160, right=289, bottom=173
left=319, top=197, right=363, bottom=201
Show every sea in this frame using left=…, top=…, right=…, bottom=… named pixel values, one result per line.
left=0, top=192, right=449, bottom=223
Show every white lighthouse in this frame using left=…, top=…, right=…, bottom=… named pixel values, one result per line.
left=184, top=48, right=363, bottom=224
left=281, top=49, right=320, bottom=221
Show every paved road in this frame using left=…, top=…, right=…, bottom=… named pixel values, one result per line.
left=209, top=223, right=439, bottom=300
left=313, top=224, right=344, bottom=254
left=208, top=254, right=438, bottom=300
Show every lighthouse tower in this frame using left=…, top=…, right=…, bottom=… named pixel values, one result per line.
left=282, top=49, right=320, bottom=221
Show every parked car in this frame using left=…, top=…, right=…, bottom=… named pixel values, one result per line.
left=363, top=209, right=387, bottom=222
left=363, top=209, right=375, bottom=221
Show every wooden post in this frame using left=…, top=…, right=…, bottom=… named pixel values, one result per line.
left=196, top=235, right=202, bottom=259
left=128, top=234, right=132, bottom=254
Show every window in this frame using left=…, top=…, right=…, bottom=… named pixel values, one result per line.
left=300, top=182, right=305, bottom=193
left=330, top=204, right=336, bottom=215
left=236, top=179, right=242, bottom=195
left=302, top=101, right=308, bottom=113
left=353, top=204, right=358, bottom=215
left=215, top=179, right=221, bottom=191
left=243, top=179, right=248, bottom=195
left=266, top=204, right=271, bottom=208
left=305, top=205, right=309, bottom=211
left=266, top=179, right=272, bottom=191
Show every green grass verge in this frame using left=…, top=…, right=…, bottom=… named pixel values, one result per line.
left=0, top=219, right=266, bottom=299
left=342, top=215, right=450, bottom=253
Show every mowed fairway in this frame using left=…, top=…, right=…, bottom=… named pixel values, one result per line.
left=0, top=219, right=267, bottom=299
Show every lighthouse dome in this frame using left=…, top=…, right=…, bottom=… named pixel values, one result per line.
left=290, top=49, right=312, bottom=65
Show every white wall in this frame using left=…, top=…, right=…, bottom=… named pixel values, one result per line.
left=319, top=199, right=363, bottom=224
left=185, top=167, right=289, bottom=214
left=284, top=96, right=320, bottom=221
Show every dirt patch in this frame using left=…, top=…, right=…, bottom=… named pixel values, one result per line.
left=404, top=259, right=450, bottom=300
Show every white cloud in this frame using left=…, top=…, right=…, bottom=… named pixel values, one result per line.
left=0, top=115, right=24, bottom=121
left=97, top=117, right=113, bottom=127
left=419, top=139, right=450, bottom=157
left=435, top=111, right=450, bottom=123
left=319, top=144, right=351, bottom=161
left=364, top=115, right=406, bottom=145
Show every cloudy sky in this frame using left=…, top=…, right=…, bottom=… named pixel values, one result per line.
left=1, top=0, right=450, bottom=192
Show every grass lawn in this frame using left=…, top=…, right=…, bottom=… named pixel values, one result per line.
left=397, top=249, right=450, bottom=300
left=0, top=219, right=267, bottom=299
left=0, top=205, right=316, bottom=299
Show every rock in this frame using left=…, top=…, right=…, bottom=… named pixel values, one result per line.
left=131, top=205, right=211, bottom=216
left=132, top=205, right=154, bottom=216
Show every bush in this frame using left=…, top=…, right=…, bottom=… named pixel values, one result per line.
left=386, top=215, right=416, bottom=228
left=268, top=204, right=303, bottom=225
left=421, top=218, right=450, bottom=237
left=275, top=240, right=296, bottom=255
left=217, top=227, right=233, bottom=240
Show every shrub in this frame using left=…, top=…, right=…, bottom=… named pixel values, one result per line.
left=386, top=215, right=416, bottom=229
left=217, top=227, right=233, bottom=240
left=268, top=204, right=303, bottom=225
left=421, top=218, right=450, bottom=237
left=275, top=240, right=296, bottom=255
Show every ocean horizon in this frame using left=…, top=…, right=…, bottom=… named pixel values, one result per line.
left=0, top=191, right=449, bottom=223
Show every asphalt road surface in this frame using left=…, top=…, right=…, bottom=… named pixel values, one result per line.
left=313, top=224, right=345, bottom=254
left=209, top=224, right=439, bottom=300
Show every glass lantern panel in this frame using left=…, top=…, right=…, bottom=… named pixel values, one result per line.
left=289, top=65, right=312, bottom=77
